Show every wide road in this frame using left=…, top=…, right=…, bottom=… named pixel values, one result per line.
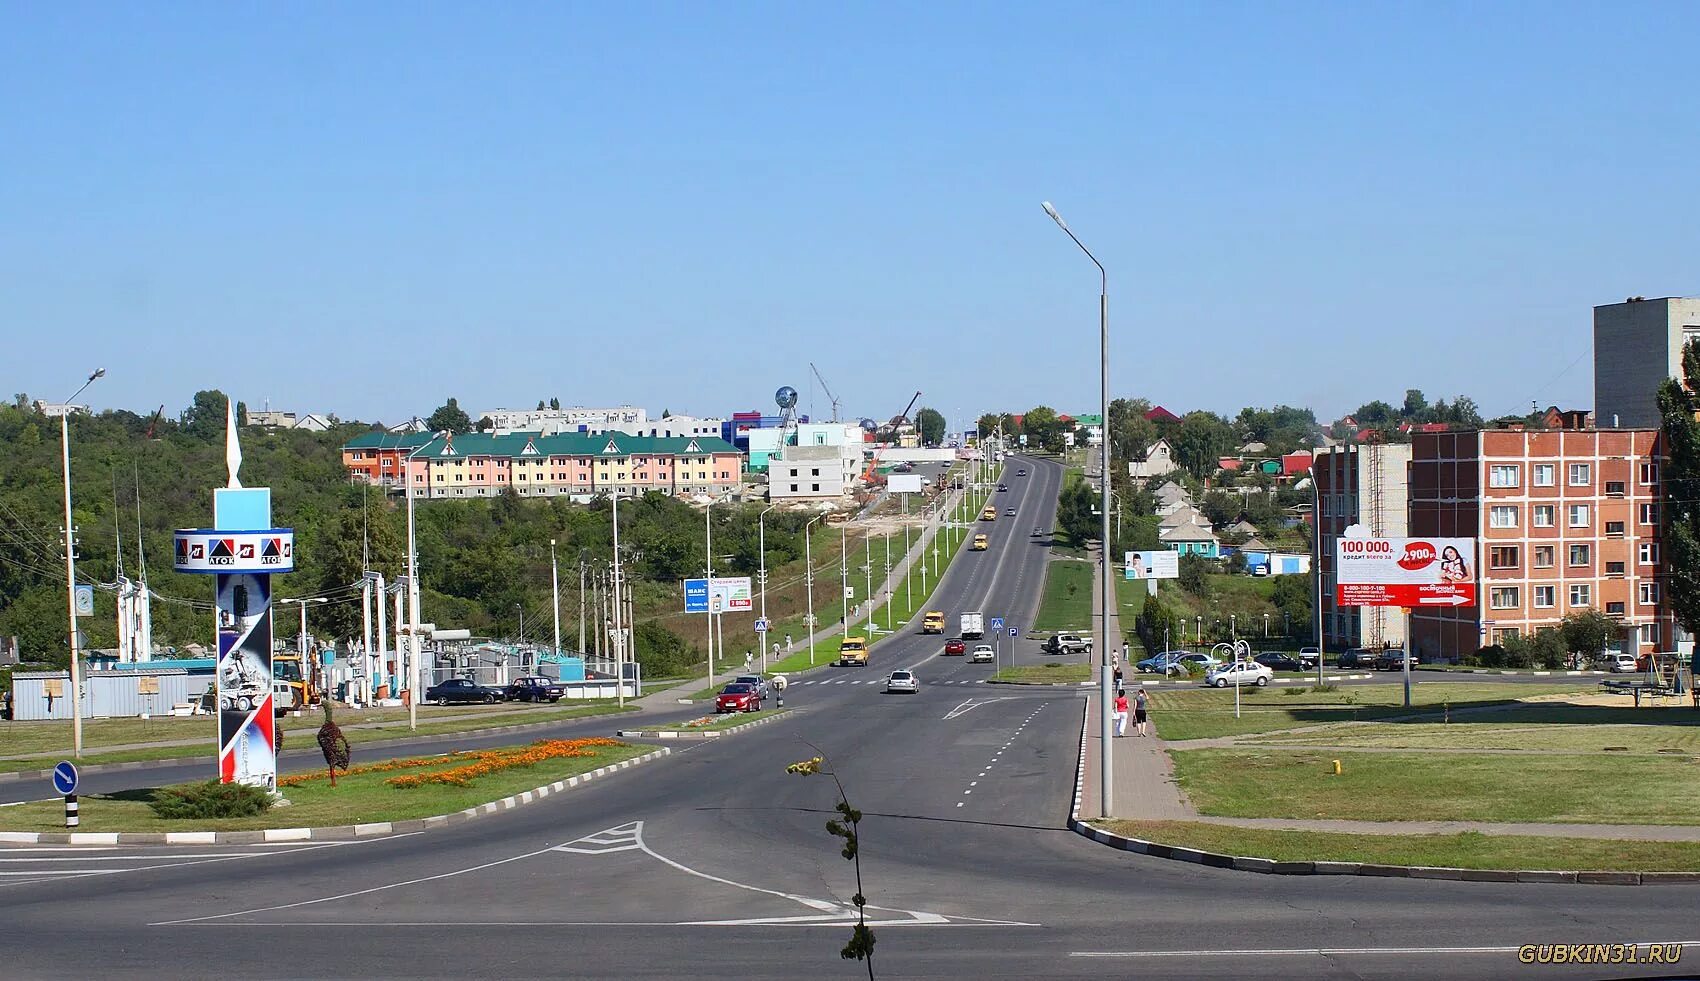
left=3, top=454, right=1695, bottom=980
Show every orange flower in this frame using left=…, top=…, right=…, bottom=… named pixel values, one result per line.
left=277, top=738, right=625, bottom=790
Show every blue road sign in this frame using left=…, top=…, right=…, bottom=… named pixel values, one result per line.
left=1009, top=627, right=1018, bottom=637
left=989, top=617, right=1005, bottom=631
left=52, top=761, right=78, bottom=796
left=754, top=618, right=770, bottom=633
left=684, top=578, right=709, bottom=614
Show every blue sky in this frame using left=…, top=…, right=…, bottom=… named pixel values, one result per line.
left=5, top=3, right=1698, bottom=431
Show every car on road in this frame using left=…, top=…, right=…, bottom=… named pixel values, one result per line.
left=425, top=678, right=507, bottom=706
left=972, top=533, right=989, bottom=550
left=1204, top=660, right=1274, bottom=688
left=1604, top=651, right=1641, bottom=673
left=922, top=610, right=947, bottom=634
left=1373, top=650, right=1414, bottom=671
left=998, top=483, right=1008, bottom=492
left=980, top=506, right=997, bottom=521
left=1017, top=468, right=1027, bottom=476
left=885, top=670, right=920, bottom=694
left=1297, top=647, right=1322, bottom=668
left=1004, top=507, right=1016, bottom=516
left=503, top=676, right=565, bottom=702
left=838, top=636, right=870, bottom=667
left=969, top=645, right=994, bottom=664
left=715, top=683, right=764, bottom=713
left=1253, top=652, right=1306, bottom=673
left=944, top=638, right=967, bottom=655
left=1336, top=648, right=1378, bottom=669
left=1042, top=633, right=1092, bottom=655
left=733, top=674, right=770, bottom=696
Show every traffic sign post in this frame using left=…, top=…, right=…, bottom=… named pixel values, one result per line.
left=53, top=761, right=79, bottom=828
left=1009, top=627, right=1018, bottom=638
left=753, top=618, right=769, bottom=633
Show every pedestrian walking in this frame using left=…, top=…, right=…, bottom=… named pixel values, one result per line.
left=1134, top=687, right=1149, bottom=736
left=1113, top=664, right=1123, bottom=689
left=1121, top=641, right=1130, bottom=666
left=1113, top=689, right=1130, bottom=737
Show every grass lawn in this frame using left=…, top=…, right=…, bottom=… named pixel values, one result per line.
left=1146, top=683, right=1592, bottom=742
left=645, top=709, right=787, bottom=733
left=1170, top=749, right=1700, bottom=825
left=1247, top=709, right=1700, bottom=754
left=993, top=663, right=1090, bottom=685
left=0, top=739, right=651, bottom=833
left=1098, top=820, right=1700, bottom=873
left=1033, top=560, right=1094, bottom=632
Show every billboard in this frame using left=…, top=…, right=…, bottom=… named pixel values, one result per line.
left=1124, top=550, right=1179, bottom=580
left=684, top=578, right=710, bottom=613
left=173, top=530, right=295, bottom=574
left=685, top=576, right=753, bottom=613
left=1335, top=537, right=1476, bottom=608
left=887, top=474, right=924, bottom=494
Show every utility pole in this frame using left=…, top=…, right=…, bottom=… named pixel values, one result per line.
left=578, top=555, right=587, bottom=656
left=551, top=539, right=562, bottom=664
left=405, top=443, right=422, bottom=731
left=60, top=367, right=105, bottom=757
left=705, top=497, right=715, bottom=692
left=611, top=493, right=625, bottom=707
left=805, top=516, right=820, bottom=665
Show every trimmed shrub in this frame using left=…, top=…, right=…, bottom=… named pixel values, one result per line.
left=148, top=780, right=274, bottom=820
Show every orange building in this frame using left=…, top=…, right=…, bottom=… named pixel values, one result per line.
left=1408, top=428, right=1670, bottom=660
left=341, top=431, right=435, bottom=489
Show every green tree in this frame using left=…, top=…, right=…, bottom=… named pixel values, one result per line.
left=1270, top=573, right=1313, bottom=638
left=1177, top=553, right=1210, bottom=597
left=1057, top=480, right=1099, bottom=546
left=550, top=397, right=561, bottom=411
left=183, top=389, right=242, bottom=440
left=1559, top=610, right=1620, bottom=659
left=1169, top=411, right=1236, bottom=478
left=1402, top=389, right=1428, bottom=420
left=1660, top=339, right=1700, bottom=639
left=914, top=407, right=946, bottom=447
left=1021, top=406, right=1063, bottom=453
left=426, top=398, right=474, bottom=434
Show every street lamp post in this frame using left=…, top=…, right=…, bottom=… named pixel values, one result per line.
left=758, top=504, right=777, bottom=669
left=551, top=539, right=562, bottom=665
left=804, top=516, right=821, bottom=665
left=59, top=367, right=104, bottom=757
left=1042, top=200, right=1115, bottom=819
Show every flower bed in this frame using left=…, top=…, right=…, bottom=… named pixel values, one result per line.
left=277, top=738, right=625, bottom=790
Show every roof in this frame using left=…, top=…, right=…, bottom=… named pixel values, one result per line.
left=1154, top=482, right=1190, bottom=503
left=1160, top=522, right=1218, bottom=543
left=1158, top=505, right=1209, bottom=530
left=344, top=431, right=437, bottom=450
left=404, top=431, right=740, bottom=460
left=1145, top=406, right=1181, bottom=424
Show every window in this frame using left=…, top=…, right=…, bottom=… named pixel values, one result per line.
left=1489, top=546, right=1520, bottom=569
left=1605, top=521, right=1625, bottom=536
left=789, top=484, right=799, bottom=493
left=1532, top=585, right=1556, bottom=608
left=1490, top=505, right=1519, bottom=529
left=1643, top=622, right=1661, bottom=646
left=1490, top=587, right=1519, bottom=609
left=811, top=483, right=820, bottom=492
left=1639, top=582, right=1660, bottom=606
left=1640, top=462, right=1659, bottom=485
left=1533, top=464, right=1555, bottom=487
left=1489, top=465, right=1520, bottom=488
left=811, top=468, right=820, bottom=477
left=1534, top=545, right=1555, bottom=568
left=1568, top=544, right=1590, bottom=566
left=1533, top=505, right=1556, bottom=528
left=1640, top=503, right=1659, bottom=525
left=1605, top=480, right=1626, bottom=496
left=1568, top=463, right=1591, bottom=486
left=1569, top=584, right=1591, bottom=607
left=1606, top=601, right=1625, bottom=615
left=1568, top=504, right=1590, bottom=527
left=1640, top=542, right=1660, bottom=565
left=1606, top=561, right=1624, bottom=575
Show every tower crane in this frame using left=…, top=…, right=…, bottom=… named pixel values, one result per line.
left=808, top=362, right=842, bottom=423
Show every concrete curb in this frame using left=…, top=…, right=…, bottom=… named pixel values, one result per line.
left=618, top=710, right=790, bottom=740
left=0, top=746, right=672, bottom=845
left=1064, top=694, right=1699, bottom=886
left=1415, top=668, right=1609, bottom=677
left=0, top=708, right=643, bottom=786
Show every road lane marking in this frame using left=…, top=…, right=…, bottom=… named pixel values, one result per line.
left=1069, top=942, right=1700, bottom=958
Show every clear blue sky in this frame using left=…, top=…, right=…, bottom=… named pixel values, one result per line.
left=5, top=3, right=1697, bottom=431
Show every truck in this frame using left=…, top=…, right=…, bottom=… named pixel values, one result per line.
left=837, top=636, right=870, bottom=667
left=960, top=612, right=984, bottom=640
left=921, top=611, right=946, bottom=634
left=271, top=649, right=318, bottom=714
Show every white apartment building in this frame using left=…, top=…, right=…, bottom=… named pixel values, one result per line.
left=478, top=405, right=648, bottom=434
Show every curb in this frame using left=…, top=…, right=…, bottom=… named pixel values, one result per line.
left=618, top=710, right=790, bottom=740
left=1065, top=696, right=1697, bottom=886
left=0, top=747, right=671, bottom=845
left=0, top=708, right=644, bottom=786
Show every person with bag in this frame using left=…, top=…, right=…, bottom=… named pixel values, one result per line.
left=1134, top=687, right=1150, bottom=736
left=1112, top=689, right=1130, bottom=738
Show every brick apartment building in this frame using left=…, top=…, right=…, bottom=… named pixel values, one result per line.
left=1407, top=428, right=1671, bottom=660
left=341, top=431, right=436, bottom=488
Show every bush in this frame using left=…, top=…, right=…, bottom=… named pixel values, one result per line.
left=1473, top=645, right=1506, bottom=669
left=1282, top=686, right=1309, bottom=696
left=148, top=780, right=274, bottom=820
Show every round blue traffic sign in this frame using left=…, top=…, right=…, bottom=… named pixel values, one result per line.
left=51, top=761, right=78, bottom=797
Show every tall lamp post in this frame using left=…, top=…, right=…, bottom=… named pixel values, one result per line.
left=60, top=367, right=105, bottom=757
left=758, top=504, right=777, bottom=669
left=804, top=516, right=821, bottom=665
left=1042, top=200, right=1115, bottom=819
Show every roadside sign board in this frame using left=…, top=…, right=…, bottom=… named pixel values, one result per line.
left=52, top=761, right=78, bottom=796
left=989, top=617, right=1005, bottom=631
left=1335, top=537, right=1477, bottom=608
left=1009, top=627, right=1018, bottom=637
left=684, top=579, right=710, bottom=613
left=1123, top=550, right=1179, bottom=581
left=753, top=618, right=769, bottom=633
left=73, top=584, right=95, bottom=617
left=710, top=577, right=753, bottom=612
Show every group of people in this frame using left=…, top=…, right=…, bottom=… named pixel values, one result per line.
left=1112, top=685, right=1147, bottom=737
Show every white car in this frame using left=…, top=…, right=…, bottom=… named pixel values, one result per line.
left=969, top=645, right=994, bottom=664
left=885, top=670, right=920, bottom=694
left=1204, top=660, right=1274, bottom=688
left=1605, top=652, right=1640, bottom=673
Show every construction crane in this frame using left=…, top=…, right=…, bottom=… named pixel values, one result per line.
left=878, top=391, right=923, bottom=441
left=143, top=405, right=166, bottom=440
left=808, top=362, right=842, bottom=423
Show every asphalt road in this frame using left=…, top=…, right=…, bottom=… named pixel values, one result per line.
left=4, top=454, right=1695, bottom=980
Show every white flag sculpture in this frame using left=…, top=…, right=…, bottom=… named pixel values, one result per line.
left=225, top=396, right=243, bottom=489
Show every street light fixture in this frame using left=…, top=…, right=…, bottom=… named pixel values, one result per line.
left=60, top=367, right=105, bottom=757
left=758, top=503, right=777, bottom=669
left=1041, top=200, right=1114, bottom=819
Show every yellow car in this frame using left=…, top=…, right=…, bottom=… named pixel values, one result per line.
left=837, top=636, right=869, bottom=667
left=980, top=506, right=997, bottom=521
left=922, top=611, right=946, bottom=634
left=972, top=534, right=989, bottom=551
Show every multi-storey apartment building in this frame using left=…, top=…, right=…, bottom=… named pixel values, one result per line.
left=1407, top=428, right=1670, bottom=659
left=1593, top=296, right=1700, bottom=430
left=343, top=431, right=742, bottom=500
left=341, top=431, right=437, bottom=488
left=1314, top=442, right=1412, bottom=651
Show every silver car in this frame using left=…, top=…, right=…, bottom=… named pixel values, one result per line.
left=885, top=670, right=920, bottom=694
left=733, top=673, right=769, bottom=696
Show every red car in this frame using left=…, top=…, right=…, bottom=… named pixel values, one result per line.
left=715, top=683, right=763, bottom=714
left=943, top=638, right=966, bottom=655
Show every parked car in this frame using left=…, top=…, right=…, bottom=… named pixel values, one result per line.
left=425, top=678, right=506, bottom=705
left=1297, top=647, right=1322, bottom=668
left=969, top=646, right=994, bottom=664
left=715, top=683, right=763, bottom=713
left=504, top=676, right=565, bottom=703
left=1336, top=648, right=1378, bottom=669
left=1253, top=652, right=1305, bottom=672
left=1204, top=660, right=1274, bottom=688
left=1136, top=651, right=1189, bottom=674
left=1043, top=633, right=1092, bottom=655
left=1604, top=652, right=1641, bottom=673
left=1175, top=652, right=1223, bottom=673
left=943, top=638, right=967, bottom=655
left=885, top=670, right=920, bottom=694
left=1373, top=650, right=1414, bottom=671
left=733, top=674, right=770, bottom=696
